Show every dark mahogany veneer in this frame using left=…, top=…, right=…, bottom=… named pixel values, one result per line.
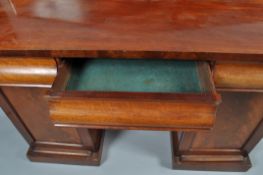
left=0, top=0, right=263, bottom=172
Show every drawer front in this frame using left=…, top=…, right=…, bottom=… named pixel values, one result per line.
left=49, top=59, right=220, bottom=131
left=0, top=57, right=57, bottom=87
left=49, top=95, right=216, bottom=130
left=213, top=62, right=263, bottom=91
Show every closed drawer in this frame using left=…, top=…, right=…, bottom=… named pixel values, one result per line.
left=0, top=57, right=57, bottom=87
left=213, top=62, right=263, bottom=91
left=48, top=59, right=220, bottom=131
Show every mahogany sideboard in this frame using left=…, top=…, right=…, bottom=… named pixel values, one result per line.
left=0, top=0, right=263, bottom=172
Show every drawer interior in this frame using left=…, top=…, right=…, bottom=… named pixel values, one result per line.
left=49, top=58, right=219, bottom=131
left=65, top=59, right=210, bottom=94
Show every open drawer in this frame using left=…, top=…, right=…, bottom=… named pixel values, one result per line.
left=48, top=59, right=220, bottom=131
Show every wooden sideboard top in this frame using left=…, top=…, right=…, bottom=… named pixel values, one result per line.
left=0, top=0, right=263, bottom=60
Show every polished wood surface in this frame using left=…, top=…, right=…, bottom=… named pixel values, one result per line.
left=49, top=61, right=219, bottom=130
left=0, top=0, right=263, bottom=59
left=1, top=86, right=104, bottom=165
left=214, top=62, right=263, bottom=91
left=191, top=92, right=263, bottom=149
left=171, top=132, right=251, bottom=172
left=172, top=92, right=263, bottom=171
left=0, top=57, right=57, bottom=87
left=2, top=87, right=80, bottom=143
left=50, top=96, right=217, bottom=130
left=28, top=136, right=104, bottom=166
left=0, top=0, right=262, bottom=171
left=0, top=88, right=33, bottom=144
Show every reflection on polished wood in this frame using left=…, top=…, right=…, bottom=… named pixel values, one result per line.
left=49, top=60, right=219, bottom=131
left=214, top=62, right=263, bottom=91
left=0, top=0, right=263, bottom=172
left=0, top=0, right=263, bottom=59
left=0, top=57, right=57, bottom=87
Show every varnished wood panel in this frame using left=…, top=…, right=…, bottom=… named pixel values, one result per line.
left=172, top=92, right=263, bottom=171
left=49, top=96, right=217, bottom=130
left=214, top=63, right=263, bottom=90
left=28, top=131, right=104, bottom=166
left=1, top=87, right=81, bottom=144
left=49, top=60, right=219, bottom=130
left=0, top=88, right=33, bottom=144
left=0, top=1, right=263, bottom=59
left=0, top=57, right=57, bottom=87
left=1, top=85, right=105, bottom=165
left=191, top=92, right=263, bottom=149
left=171, top=132, right=251, bottom=172
left=243, top=118, right=263, bottom=153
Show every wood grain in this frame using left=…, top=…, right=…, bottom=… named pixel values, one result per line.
left=50, top=97, right=217, bottom=130
left=49, top=60, right=219, bottom=130
left=191, top=92, right=263, bottom=149
left=171, top=131, right=251, bottom=172
left=214, top=62, right=263, bottom=90
left=0, top=57, right=57, bottom=87
left=1, top=86, right=105, bottom=165
left=0, top=88, right=34, bottom=144
left=172, top=92, right=263, bottom=171
left=0, top=0, right=263, bottom=59
left=28, top=136, right=104, bottom=166
left=2, top=87, right=81, bottom=143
